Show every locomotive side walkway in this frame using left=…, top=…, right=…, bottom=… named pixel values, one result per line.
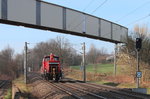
left=26, top=72, right=150, bottom=99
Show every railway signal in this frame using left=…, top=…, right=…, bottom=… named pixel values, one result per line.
left=136, top=38, right=142, bottom=51
left=135, top=38, right=142, bottom=88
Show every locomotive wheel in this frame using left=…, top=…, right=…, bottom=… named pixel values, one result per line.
left=55, top=74, right=59, bottom=82
left=44, top=70, right=48, bottom=80
left=49, top=74, right=53, bottom=80
left=45, top=74, right=48, bottom=80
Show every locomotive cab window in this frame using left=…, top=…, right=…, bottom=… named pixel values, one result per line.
left=45, top=57, right=50, bottom=61
left=54, top=56, right=59, bottom=61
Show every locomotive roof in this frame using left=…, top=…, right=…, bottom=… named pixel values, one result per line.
left=44, top=55, right=59, bottom=58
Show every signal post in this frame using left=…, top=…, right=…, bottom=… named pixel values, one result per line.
left=136, top=38, right=142, bottom=88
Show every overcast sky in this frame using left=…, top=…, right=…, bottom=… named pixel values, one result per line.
left=0, top=0, right=150, bottom=54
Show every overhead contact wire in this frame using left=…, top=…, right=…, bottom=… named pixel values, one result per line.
left=126, top=14, right=150, bottom=26
left=67, top=0, right=96, bottom=28
left=116, top=1, right=150, bottom=22
left=71, top=0, right=108, bottom=30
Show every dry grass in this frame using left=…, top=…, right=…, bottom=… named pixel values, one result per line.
left=65, top=68, right=107, bottom=81
left=65, top=68, right=134, bottom=84
left=13, top=76, right=29, bottom=94
left=4, top=88, right=12, bottom=99
left=105, top=75, right=134, bottom=83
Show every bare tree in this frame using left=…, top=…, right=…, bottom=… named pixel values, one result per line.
left=122, top=24, right=150, bottom=66
left=86, top=44, right=108, bottom=64
left=118, top=24, right=150, bottom=82
left=26, top=36, right=82, bottom=71
left=0, top=46, right=17, bottom=78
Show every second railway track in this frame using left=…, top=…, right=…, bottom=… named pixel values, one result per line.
left=84, top=82, right=150, bottom=99
left=0, top=80, right=11, bottom=98
left=0, top=80, right=7, bottom=88
left=48, top=82, right=106, bottom=99
left=47, top=80, right=150, bottom=99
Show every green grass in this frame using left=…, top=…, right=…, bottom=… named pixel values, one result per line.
left=4, top=88, right=12, bottom=99
left=147, top=88, right=150, bottom=94
left=71, top=63, right=114, bottom=74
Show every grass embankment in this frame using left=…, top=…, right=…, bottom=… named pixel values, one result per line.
left=12, top=76, right=30, bottom=98
left=13, top=76, right=29, bottom=93
left=4, top=89, right=12, bottom=99
left=70, top=63, right=150, bottom=94
left=3, top=76, right=30, bottom=99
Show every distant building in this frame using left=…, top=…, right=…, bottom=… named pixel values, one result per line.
left=106, top=55, right=114, bottom=62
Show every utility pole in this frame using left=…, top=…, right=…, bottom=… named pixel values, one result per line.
left=114, top=43, right=117, bottom=76
left=82, top=42, right=86, bottom=82
left=24, top=42, right=28, bottom=84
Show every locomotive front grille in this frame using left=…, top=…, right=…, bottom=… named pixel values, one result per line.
left=49, top=64, right=58, bottom=73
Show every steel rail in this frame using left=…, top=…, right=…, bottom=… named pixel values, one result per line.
left=56, top=82, right=107, bottom=99
left=0, top=81, right=7, bottom=88
left=79, top=82, right=148, bottom=99
left=44, top=82, right=83, bottom=99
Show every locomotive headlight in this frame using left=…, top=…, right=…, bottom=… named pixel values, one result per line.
left=53, top=68, right=55, bottom=71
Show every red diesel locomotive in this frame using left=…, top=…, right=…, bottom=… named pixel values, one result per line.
left=40, top=53, right=62, bottom=81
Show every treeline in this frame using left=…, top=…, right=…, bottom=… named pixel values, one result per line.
left=0, top=37, right=82, bottom=78
left=27, top=37, right=109, bottom=71
left=27, top=36, right=82, bottom=71
left=86, top=44, right=108, bottom=64
left=0, top=46, right=22, bottom=79
left=0, top=36, right=110, bottom=79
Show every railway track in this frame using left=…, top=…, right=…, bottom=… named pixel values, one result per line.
left=29, top=73, right=106, bottom=99
left=47, top=81, right=150, bottom=99
left=28, top=72, right=150, bottom=99
left=0, top=80, right=10, bottom=98
left=47, top=82, right=106, bottom=99
left=86, top=83, right=150, bottom=99
left=73, top=82, right=150, bottom=99
left=28, top=73, right=77, bottom=99
left=0, top=80, right=7, bottom=88
left=63, top=82, right=124, bottom=99
left=60, top=78, right=150, bottom=99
